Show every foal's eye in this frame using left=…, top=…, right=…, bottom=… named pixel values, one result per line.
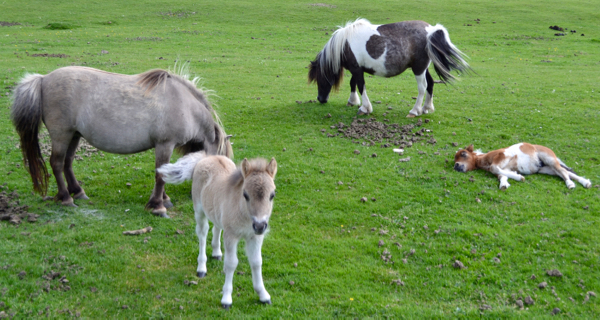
left=461, top=151, right=467, bottom=157
left=269, top=192, right=275, bottom=201
left=243, top=191, right=249, bottom=201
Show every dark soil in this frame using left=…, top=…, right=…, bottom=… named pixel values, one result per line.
left=26, top=53, right=70, bottom=58
left=0, top=21, right=21, bottom=27
left=323, top=118, right=434, bottom=148
left=0, top=190, right=38, bottom=225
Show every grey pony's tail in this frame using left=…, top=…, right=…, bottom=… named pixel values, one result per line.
left=425, top=24, right=472, bottom=83
left=10, top=73, right=49, bottom=195
left=157, top=152, right=205, bottom=185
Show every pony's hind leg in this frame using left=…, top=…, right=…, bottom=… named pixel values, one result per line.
left=211, top=225, right=223, bottom=259
left=246, top=235, right=271, bottom=304
left=347, top=76, right=360, bottom=106
left=49, top=136, right=76, bottom=206
left=221, top=234, right=240, bottom=309
left=63, top=134, right=88, bottom=200
left=538, top=165, right=575, bottom=189
left=407, top=71, right=427, bottom=117
left=162, top=190, right=173, bottom=208
left=146, top=142, right=175, bottom=217
left=423, top=69, right=435, bottom=114
left=194, top=206, right=210, bottom=278
left=567, top=171, right=592, bottom=188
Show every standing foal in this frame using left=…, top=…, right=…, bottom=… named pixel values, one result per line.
left=159, top=152, right=277, bottom=309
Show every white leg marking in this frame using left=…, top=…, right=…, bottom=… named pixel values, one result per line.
left=347, top=91, right=360, bottom=106
left=246, top=235, right=271, bottom=303
left=498, top=175, right=510, bottom=190
left=493, top=167, right=525, bottom=182
left=424, top=92, right=435, bottom=114
left=194, top=207, right=209, bottom=276
left=408, top=72, right=427, bottom=116
left=358, top=88, right=373, bottom=114
left=221, top=234, right=239, bottom=307
left=567, top=172, right=591, bottom=188
left=211, top=226, right=223, bottom=259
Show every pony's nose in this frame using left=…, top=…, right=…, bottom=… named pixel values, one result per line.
left=317, top=96, right=328, bottom=104
left=252, top=221, right=268, bottom=235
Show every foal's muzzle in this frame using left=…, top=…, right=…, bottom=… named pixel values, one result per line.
left=454, top=163, right=466, bottom=172
left=252, top=221, right=268, bottom=235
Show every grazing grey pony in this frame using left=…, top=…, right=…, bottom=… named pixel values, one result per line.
left=309, top=18, right=471, bottom=117
left=158, top=152, right=277, bottom=309
left=10, top=66, right=233, bottom=217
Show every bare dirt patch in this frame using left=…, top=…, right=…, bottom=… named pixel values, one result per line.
left=323, top=118, right=433, bottom=148
left=0, top=190, right=39, bottom=225
left=26, top=53, right=70, bottom=58
left=0, top=21, right=21, bottom=27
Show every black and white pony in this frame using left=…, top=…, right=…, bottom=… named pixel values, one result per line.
left=308, top=19, right=471, bottom=117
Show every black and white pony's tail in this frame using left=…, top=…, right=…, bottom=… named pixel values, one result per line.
left=425, top=24, right=471, bottom=82
left=157, top=152, right=205, bottom=184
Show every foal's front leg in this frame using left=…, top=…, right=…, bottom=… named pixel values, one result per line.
left=497, top=174, right=511, bottom=190
left=221, top=233, right=239, bottom=309
left=246, top=235, right=271, bottom=304
left=195, top=209, right=210, bottom=278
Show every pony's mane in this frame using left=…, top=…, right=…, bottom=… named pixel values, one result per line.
left=138, top=63, right=232, bottom=159
left=309, top=18, right=372, bottom=91
left=228, top=158, right=270, bottom=187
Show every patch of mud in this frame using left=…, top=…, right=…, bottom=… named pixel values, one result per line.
left=36, top=128, right=102, bottom=160
left=309, top=3, right=337, bottom=8
left=0, top=21, right=21, bottom=27
left=323, top=118, right=433, bottom=148
left=0, top=190, right=39, bottom=225
left=26, top=53, right=70, bottom=58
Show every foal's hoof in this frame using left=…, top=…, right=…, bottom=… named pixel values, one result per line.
left=261, top=299, right=272, bottom=305
left=222, top=304, right=231, bottom=310
left=197, top=271, right=206, bottom=278
left=163, top=200, right=174, bottom=209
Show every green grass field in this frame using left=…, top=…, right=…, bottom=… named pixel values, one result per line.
left=1, top=0, right=599, bottom=317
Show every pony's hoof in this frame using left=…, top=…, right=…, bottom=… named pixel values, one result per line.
left=151, top=208, right=170, bottom=218
left=261, top=299, right=272, bottom=305
left=212, top=256, right=222, bottom=261
left=62, top=199, right=77, bottom=207
left=356, top=109, right=368, bottom=116
left=406, top=113, right=417, bottom=118
left=73, top=191, right=89, bottom=200
left=43, top=196, right=54, bottom=201
left=197, top=271, right=206, bottom=278
left=222, top=304, right=231, bottom=310
left=163, top=200, right=174, bottom=209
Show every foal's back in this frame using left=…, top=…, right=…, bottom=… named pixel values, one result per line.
left=191, top=156, right=238, bottom=226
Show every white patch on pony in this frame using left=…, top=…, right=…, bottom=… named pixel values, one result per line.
left=474, top=149, right=484, bottom=155
left=408, top=72, right=427, bottom=116
left=321, top=18, right=374, bottom=76
left=359, top=88, right=373, bottom=113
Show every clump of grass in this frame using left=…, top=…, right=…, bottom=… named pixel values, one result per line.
left=44, top=22, right=78, bottom=30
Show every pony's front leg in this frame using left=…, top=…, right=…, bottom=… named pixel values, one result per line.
left=146, top=143, right=175, bottom=218
left=246, top=235, right=271, bottom=304
left=347, top=76, right=360, bottom=106
left=354, top=73, right=373, bottom=115
left=407, top=72, right=427, bottom=117
left=194, top=207, right=209, bottom=278
left=63, top=135, right=88, bottom=200
left=221, top=233, right=239, bottom=309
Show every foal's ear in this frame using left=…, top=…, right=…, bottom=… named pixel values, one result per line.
left=466, top=144, right=474, bottom=152
left=241, top=158, right=250, bottom=178
left=266, top=157, right=277, bottom=178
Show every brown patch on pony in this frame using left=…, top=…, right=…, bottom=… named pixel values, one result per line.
left=137, top=69, right=170, bottom=93
left=519, top=143, right=536, bottom=155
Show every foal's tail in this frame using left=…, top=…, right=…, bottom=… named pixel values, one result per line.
left=10, top=73, right=49, bottom=195
left=425, top=24, right=471, bottom=82
left=157, top=152, right=205, bottom=184
left=557, top=158, right=577, bottom=174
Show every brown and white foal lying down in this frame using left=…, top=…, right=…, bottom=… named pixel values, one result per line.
left=454, top=143, right=592, bottom=190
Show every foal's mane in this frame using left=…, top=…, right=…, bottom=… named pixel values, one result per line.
left=228, top=158, right=270, bottom=188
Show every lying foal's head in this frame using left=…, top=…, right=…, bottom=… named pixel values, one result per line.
left=237, top=158, right=277, bottom=235
left=453, top=145, right=478, bottom=173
